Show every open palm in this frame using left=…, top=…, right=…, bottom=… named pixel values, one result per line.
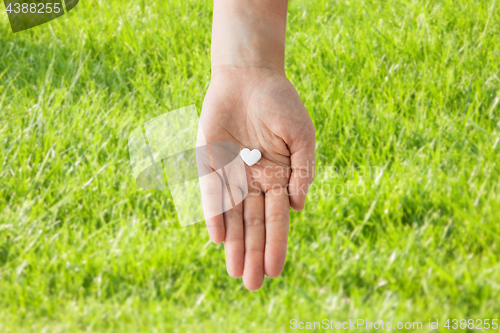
left=199, top=67, right=315, bottom=290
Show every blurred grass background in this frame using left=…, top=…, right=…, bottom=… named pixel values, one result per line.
left=1, top=0, right=500, bottom=331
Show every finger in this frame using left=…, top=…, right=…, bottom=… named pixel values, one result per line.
left=288, top=139, right=315, bottom=211
left=196, top=125, right=225, bottom=242
left=200, top=171, right=225, bottom=243
left=242, top=192, right=265, bottom=290
left=223, top=201, right=244, bottom=277
left=264, top=186, right=290, bottom=278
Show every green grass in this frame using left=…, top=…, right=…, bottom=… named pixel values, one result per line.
left=1, top=0, right=500, bottom=331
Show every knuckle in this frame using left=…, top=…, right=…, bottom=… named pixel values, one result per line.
left=246, top=247, right=264, bottom=254
left=265, top=238, right=287, bottom=246
left=225, top=236, right=244, bottom=244
left=224, top=209, right=241, bottom=220
left=265, top=214, right=289, bottom=225
left=244, top=217, right=264, bottom=228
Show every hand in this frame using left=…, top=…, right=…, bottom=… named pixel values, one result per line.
left=199, top=66, right=315, bottom=290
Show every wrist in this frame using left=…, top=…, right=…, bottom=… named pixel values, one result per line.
left=211, top=0, right=288, bottom=75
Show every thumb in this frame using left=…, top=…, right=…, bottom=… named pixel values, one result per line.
left=287, top=125, right=315, bottom=211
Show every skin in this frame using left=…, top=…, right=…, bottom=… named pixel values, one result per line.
left=199, top=0, right=315, bottom=290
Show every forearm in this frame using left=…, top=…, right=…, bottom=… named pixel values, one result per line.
left=211, top=0, right=288, bottom=74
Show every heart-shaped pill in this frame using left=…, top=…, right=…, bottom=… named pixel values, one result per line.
left=240, top=148, right=262, bottom=166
